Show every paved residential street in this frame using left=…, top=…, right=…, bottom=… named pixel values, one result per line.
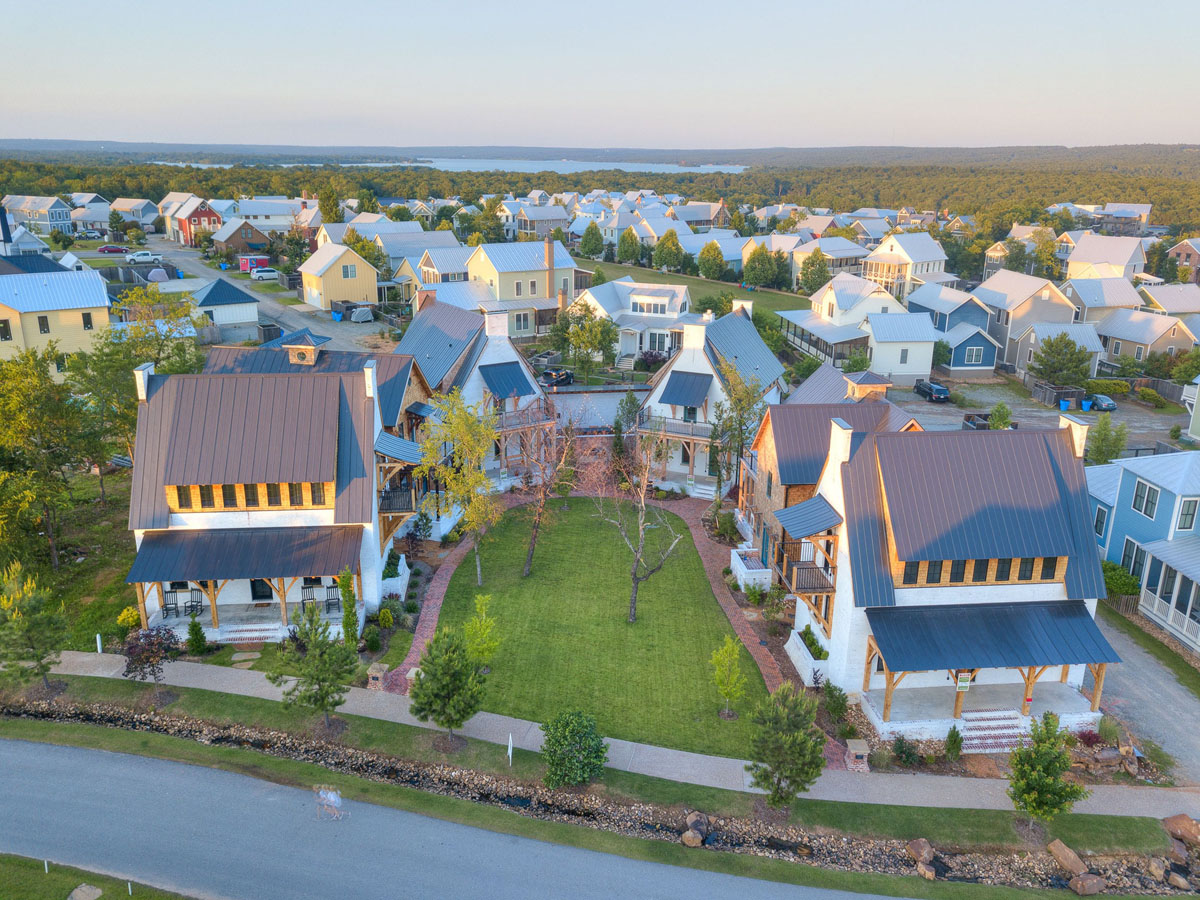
left=0, top=740, right=898, bottom=900
left=1090, top=618, right=1200, bottom=785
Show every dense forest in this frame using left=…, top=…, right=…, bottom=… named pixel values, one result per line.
left=3, top=155, right=1200, bottom=228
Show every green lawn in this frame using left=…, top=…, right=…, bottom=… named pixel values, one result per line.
left=1098, top=604, right=1200, bottom=704
left=574, top=257, right=809, bottom=320
left=2, top=854, right=193, bottom=900
left=438, top=505, right=765, bottom=757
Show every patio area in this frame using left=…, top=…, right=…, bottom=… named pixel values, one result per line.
left=149, top=597, right=344, bottom=643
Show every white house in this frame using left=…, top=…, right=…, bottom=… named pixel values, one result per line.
left=860, top=232, right=952, bottom=300
left=1066, top=234, right=1147, bottom=281
left=860, top=313, right=940, bottom=385
left=188, top=280, right=260, bottom=342
left=573, top=277, right=694, bottom=364
left=778, top=273, right=902, bottom=368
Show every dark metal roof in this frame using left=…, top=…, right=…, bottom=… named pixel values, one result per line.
left=126, top=526, right=363, bottom=583
left=844, top=371, right=891, bottom=385
left=204, top=346, right=414, bottom=428
left=395, top=299, right=483, bottom=390
left=479, top=360, right=535, bottom=400
left=375, top=430, right=422, bottom=464
left=260, top=328, right=331, bottom=349
left=406, top=400, right=438, bottom=418
left=704, top=307, right=786, bottom=390
left=865, top=601, right=1120, bottom=672
left=841, top=432, right=896, bottom=608
left=335, top=373, right=374, bottom=524
left=191, top=279, right=259, bottom=308
left=767, top=402, right=914, bottom=485
left=0, top=254, right=68, bottom=275
left=659, top=370, right=713, bottom=408
left=785, top=363, right=852, bottom=405
left=774, top=495, right=842, bottom=539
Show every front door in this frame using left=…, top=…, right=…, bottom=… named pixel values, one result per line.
left=760, top=524, right=769, bottom=567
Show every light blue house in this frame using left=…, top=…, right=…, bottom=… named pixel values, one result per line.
left=1087, top=452, right=1200, bottom=652
left=905, top=283, right=999, bottom=374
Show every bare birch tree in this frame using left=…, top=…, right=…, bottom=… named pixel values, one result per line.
left=515, top=421, right=578, bottom=578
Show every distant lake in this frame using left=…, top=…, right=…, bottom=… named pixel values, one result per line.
left=152, top=157, right=746, bottom=174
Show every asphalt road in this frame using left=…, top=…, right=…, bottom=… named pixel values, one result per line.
left=0, top=740, right=903, bottom=900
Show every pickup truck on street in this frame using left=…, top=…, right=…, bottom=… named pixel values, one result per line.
left=125, top=250, right=164, bottom=265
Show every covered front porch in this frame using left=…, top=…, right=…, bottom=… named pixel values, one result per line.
left=128, top=525, right=366, bottom=644
left=1137, top=536, right=1200, bottom=653
left=777, top=310, right=869, bottom=367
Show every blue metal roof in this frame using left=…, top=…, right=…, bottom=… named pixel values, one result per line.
left=659, top=370, right=713, bottom=408
left=406, top=401, right=439, bottom=419
left=478, top=361, right=535, bottom=399
left=705, top=307, right=786, bottom=390
left=395, top=300, right=484, bottom=389
left=374, top=430, right=422, bottom=464
left=842, top=432, right=896, bottom=608
left=774, top=495, right=842, bottom=539
left=261, top=327, right=331, bottom=349
left=865, top=601, right=1120, bottom=672
left=191, top=279, right=259, bottom=308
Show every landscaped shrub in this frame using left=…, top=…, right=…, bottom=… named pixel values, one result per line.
left=363, top=625, right=382, bottom=653
left=378, top=608, right=394, bottom=630
left=186, top=615, right=207, bottom=657
left=892, top=735, right=919, bottom=767
left=1086, top=378, right=1131, bottom=396
left=1075, top=729, right=1102, bottom=748
left=837, top=722, right=859, bottom=740
left=799, top=624, right=828, bottom=660
left=116, top=606, right=141, bottom=631
left=411, top=566, right=422, bottom=577
left=404, top=598, right=419, bottom=614
left=868, top=746, right=893, bottom=769
left=822, top=681, right=848, bottom=723
left=947, top=391, right=968, bottom=407
left=1098, top=715, right=1121, bottom=745
left=745, top=584, right=766, bottom=606
left=541, top=710, right=609, bottom=789
left=381, top=594, right=403, bottom=619
left=1171, top=424, right=1184, bottom=441
left=716, top=512, right=738, bottom=542
left=1137, top=387, right=1167, bottom=408
left=721, top=566, right=732, bottom=577
left=1101, top=560, right=1140, bottom=598
left=382, top=550, right=401, bottom=580
left=945, top=725, right=963, bottom=762
left=724, top=573, right=739, bottom=590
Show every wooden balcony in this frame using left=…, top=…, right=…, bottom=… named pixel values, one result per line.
left=637, top=411, right=714, bottom=440
left=496, top=397, right=555, bottom=431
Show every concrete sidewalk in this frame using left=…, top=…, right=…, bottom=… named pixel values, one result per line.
left=52, top=652, right=1200, bottom=817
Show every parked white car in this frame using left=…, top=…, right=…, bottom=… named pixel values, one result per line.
left=249, top=267, right=279, bottom=281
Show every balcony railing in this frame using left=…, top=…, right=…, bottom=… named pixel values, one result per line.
left=637, top=411, right=713, bottom=440
left=495, top=397, right=555, bottom=431
left=378, top=488, right=415, bottom=514
left=776, top=540, right=836, bottom=594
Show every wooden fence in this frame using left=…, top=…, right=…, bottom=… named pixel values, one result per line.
left=1101, top=594, right=1140, bottom=616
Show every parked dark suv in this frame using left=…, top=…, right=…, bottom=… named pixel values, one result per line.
left=538, top=368, right=574, bottom=387
left=913, top=378, right=950, bottom=402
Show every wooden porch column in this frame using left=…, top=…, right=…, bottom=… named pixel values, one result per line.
left=1089, top=663, right=1107, bottom=712
left=863, top=636, right=877, bottom=692
left=134, top=582, right=149, bottom=630
left=1060, top=664, right=1070, bottom=683
left=1018, top=665, right=1050, bottom=716
left=952, top=670, right=966, bottom=720
left=687, top=440, right=696, bottom=477
left=883, top=671, right=895, bottom=722
left=201, top=580, right=228, bottom=628
left=275, top=577, right=289, bottom=626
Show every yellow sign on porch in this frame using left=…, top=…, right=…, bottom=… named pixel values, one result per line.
left=956, top=672, right=972, bottom=692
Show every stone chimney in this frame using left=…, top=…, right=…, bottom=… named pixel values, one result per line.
left=485, top=309, right=509, bottom=338
left=363, top=359, right=378, bottom=399
left=544, top=234, right=554, bottom=299
left=133, top=362, right=154, bottom=402
left=1059, top=414, right=1089, bottom=458
left=732, top=298, right=753, bottom=318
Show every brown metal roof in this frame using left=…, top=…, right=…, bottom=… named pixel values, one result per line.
left=126, top=526, right=363, bottom=582
left=766, top=402, right=915, bottom=485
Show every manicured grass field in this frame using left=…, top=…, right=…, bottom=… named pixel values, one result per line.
left=438, top=505, right=765, bottom=757
left=573, top=256, right=810, bottom=320
left=1, top=854, right=193, bottom=900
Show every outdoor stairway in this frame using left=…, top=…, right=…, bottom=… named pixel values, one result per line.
left=689, top=482, right=716, bottom=500
left=960, top=708, right=1028, bottom=754
left=215, top=623, right=286, bottom=645
left=616, top=354, right=636, bottom=371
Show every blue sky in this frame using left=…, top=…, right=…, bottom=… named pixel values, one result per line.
left=4, top=0, right=1198, bottom=149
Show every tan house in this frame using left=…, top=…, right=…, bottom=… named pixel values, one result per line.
left=0, top=269, right=110, bottom=378
left=298, top=243, right=378, bottom=310
left=1093, top=308, right=1196, bottom=369
left=465, top=237, right=577, bottom=338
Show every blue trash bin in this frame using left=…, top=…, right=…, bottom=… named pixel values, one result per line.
left=1059, top=399, right=1070, bottom=411
left=219, top=263, right=229, bottom=271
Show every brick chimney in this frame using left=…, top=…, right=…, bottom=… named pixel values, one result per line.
left=544, top=234, right=554, bottom=299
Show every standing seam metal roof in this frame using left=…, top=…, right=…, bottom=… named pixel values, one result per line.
left=704, top=307, right=786, bottom=389
left=773, top=495, right=842, bottom=539
left=394, top=300, right=484, bottom=390
left=478, top=361, right=535, bottom=399
left=659, top=371, right=713, bottom=408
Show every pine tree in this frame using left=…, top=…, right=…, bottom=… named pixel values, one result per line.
left=617, top=227, right=641, bottom=264
left=1087, top=413, right=1128, bottom=465
left=266, top=602, right=358, bottom=728
left=988, top=402, right=1012, bottom=430
left=318, top=187, right=344, bottom=224
left=799, top=250, right=831, bottom=294
left=579, top=221, right=604, bottom=257
left=745, top=682, right=827, bottom=809
left=338, top=566, right=359, bottom=643
left=463, top=594, right=500, bottom=671
left=409, top=629, right=484, bottom=741
left=1008, top=712, right=1089, bottom=823
left=0, top=562, right=66, bottom=690
left=710, top=635, right=747, bottom=717
left=1030, top=334, right=1091, bottom=388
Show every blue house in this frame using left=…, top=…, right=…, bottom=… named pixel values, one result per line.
left=905, top=283, right=999, bottom=373
left=1087, top=452, right=1200, bottom=653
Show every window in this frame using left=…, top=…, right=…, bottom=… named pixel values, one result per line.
left=198, top=485, right=215, bottom=509
left=1040, top=557, right=1058, bottom=579
left=37, top=315, right=50, bottom=334
left=55, top=355, right=66, bottom=373
left=995, top=558, right=1012, bottom=580
left=175, top=485, right=192, bottom=509
left=971, top=559, right=989, bottom=582
left=288, top=482, right=304, bottom=505
left=303, top=576, right=323, bottom=587
left=964, top=346, right=983, bottom=365
left=250, top=579, right=273, bottom=601
left=82, top=312, right=93, bottom=331
left=682, top=406, right=698, bottom=423
left=1160, top=565, right=1178, bottom=601
left=1122, top=538, right=1147, bottom=580
left=899, top=348, right=909, bottom=365
left=1027, top=348, right=1034, bottom=363
left=243, top=483, right=259, bottom=507
left=765, top=472, right=772, bottom=499
left=266, top=483, right=282, bottom=507
left=221, top=484, right=237, bottom=507
left=1133, top=479, right=1160, bottom=519
left=341, top=264, right=357, bottom=279
left=1017, top=557, right=1035, bottom=580
left=925, top=560, right=943, bottom=584
left=902, top=561, right=920, bottom=585
left=514, top=312, right=530, bottom=331
left=1180, top=499, right=1198, bottom=531
left=1112, top=340, right=1122, bottom=356
left=515, top=280, right=522, bottom=297
left=0, top=320, right=9, bottom=341
left=1135, top=345, right=1144, bottom=361
left=309, top=482, right=325, bottom=505
left=1094, top=505, right=1108, bottom=536
left=947, top=559, right=966, bottom=583
left=562, top=276, right=569, bottom=294
left=529, top=280, right=537, bottom=296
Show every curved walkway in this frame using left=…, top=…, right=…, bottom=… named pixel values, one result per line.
left=50, top=652, right=1200, bottom=817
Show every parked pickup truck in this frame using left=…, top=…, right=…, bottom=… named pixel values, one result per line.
left=913, top=378, right=950, bottom=402
left=125, top=250, right=163, bottom=265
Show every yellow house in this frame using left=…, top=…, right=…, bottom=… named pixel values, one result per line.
left=0, top=269, right=111, bottom=378
left=298, top=242, right=378, bottom=310
left=464, top=237, right=577, bottom=338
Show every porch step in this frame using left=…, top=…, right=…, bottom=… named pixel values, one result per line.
left=689, top=481, right=716, bottom=500
left=616, top=354, right=636, bottom=371
left=960, top=708, right=1027, bottom=753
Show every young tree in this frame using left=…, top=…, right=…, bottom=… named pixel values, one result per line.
left=1029, top=334, right=1091, bottom=387
left=710, top=635, right=747, bottom=718
left=1008, top=712, right=1089, bottom=823
left=590, top=266, right=607, bottom=286
left=611, top=389, right=640, bottom=466
left=555, top=420, right=577, bottom=510
left=579, top=221, right=604, bottom=257
left=742, top=243, right=776, bottom=286
left=0, top=562, right=66, bottom=691
left=651, top=229, right=685, bottom=270
left=122, top=626, right=179, bottom=700
left=338, top=566, right=359, bottom=643
left=588, top=433, right=687, bottom=623
left=745, top=682, right=827, bottom=809
left=842, top=350, right=870, bottom=374
left=988, top=401, right=1012, bottom=430
left=798, top=251, right=831, bottom=294
left=933, top=339, right=952, bottom=369
left=415, top=389, right=502, bottom=587
left=709, top=361, right=764, bottom=506
left=318, top=186, right=344, bottom=224
left=266, top=602, right=358, bottom=729
left=698, top=241, right=727, bottom=280
left=1087, top=412, right=1128, bottom=465
left=463, top=594, right=500, bottom=671
left=107, top=209, right=126, bottom=237
left=540, top=710, right=609, bottom=788
left=617, top=226, right=641, bottom=264
left=568, top=305, right=619, bottom=383
left=409, top=628, right=484, bottom=743
left=517, top=421, right=576, bottom=576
